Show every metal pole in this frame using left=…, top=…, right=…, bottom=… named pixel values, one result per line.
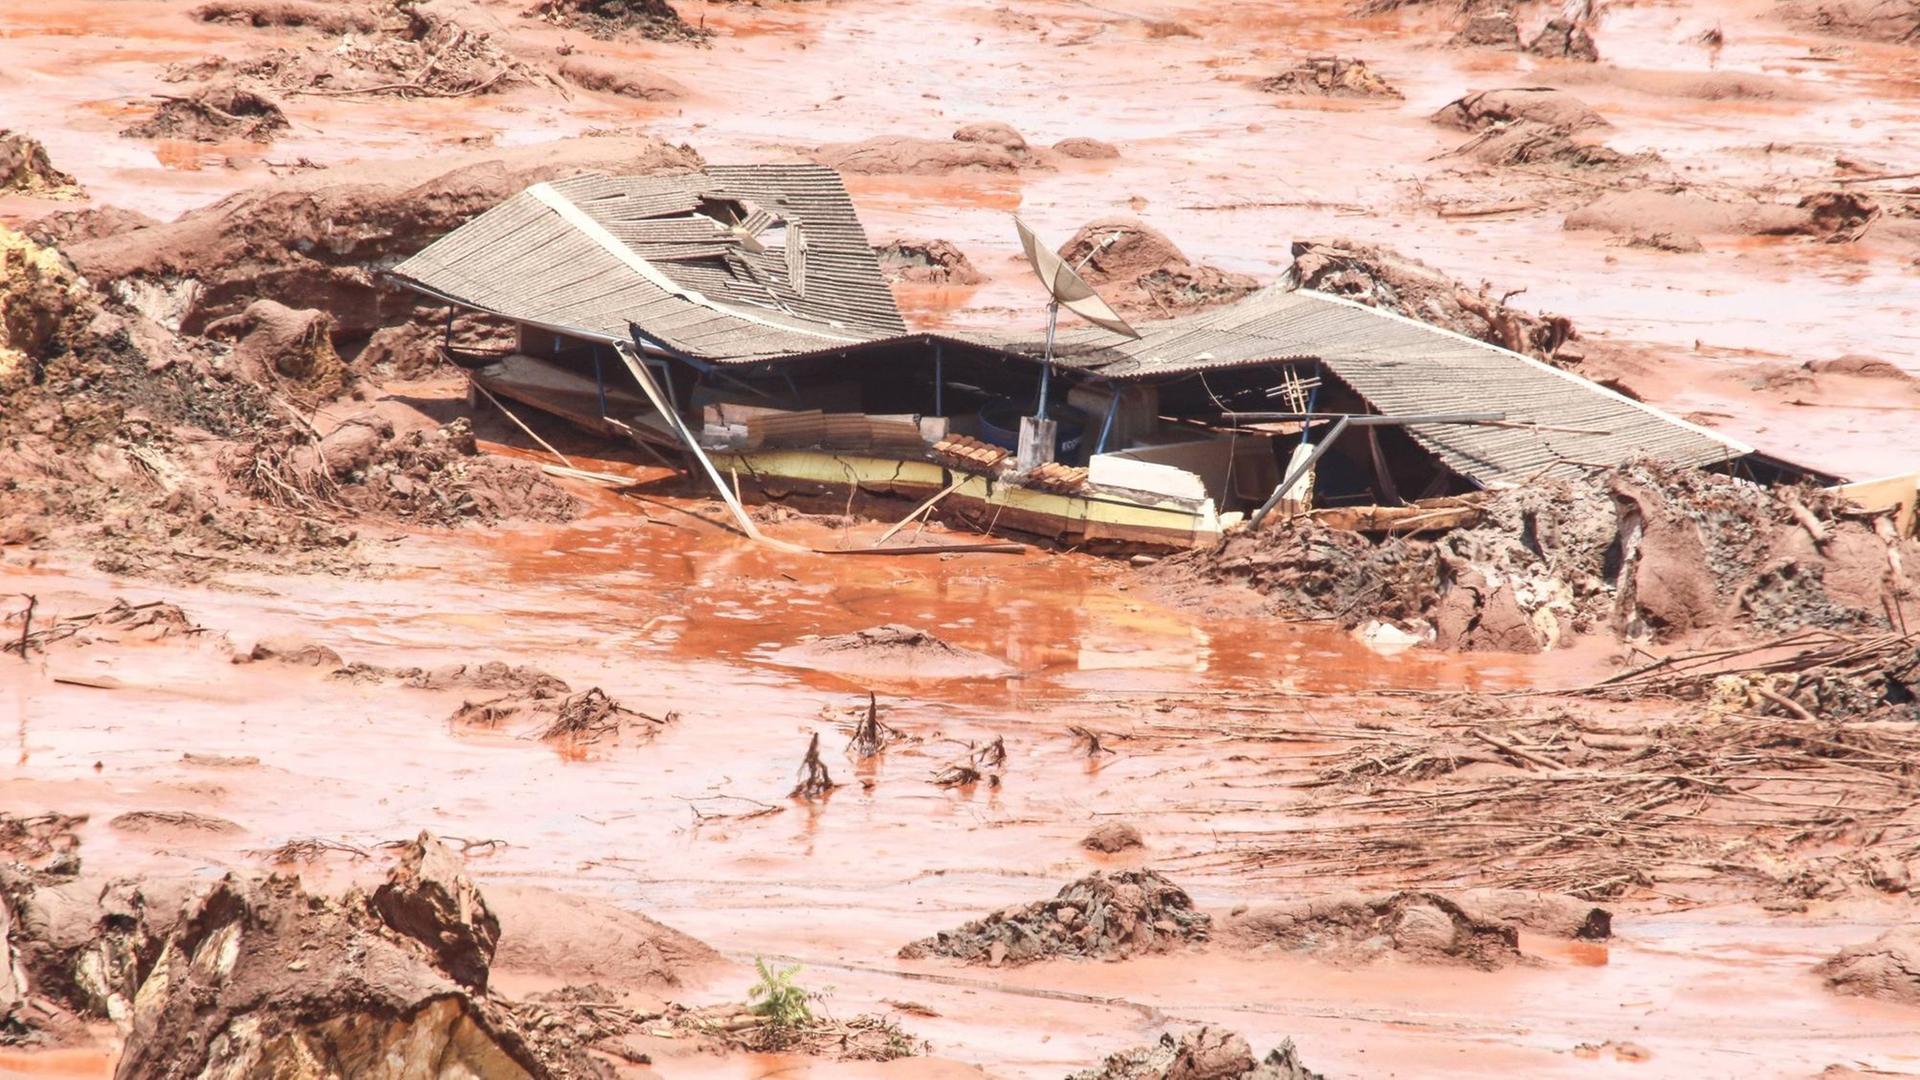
left=1249, top=415, right=1350, bottom=531
left=1037, top=301, right=1058, bottom=421
left=1095, top=387, right=1122, bottom=455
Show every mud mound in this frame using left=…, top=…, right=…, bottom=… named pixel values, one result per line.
left=192, top=0, right=381, bottom=34
left=526, top=0, right=710, bottom=42
left=1821, top=926, right=1920, bottom=1004
left=899, top=869, right=1210, bottom=966
left=1449, top=10, right=1519, bottom=48
left=1083, top=822, right=1145, bottom=853
left=1063, top=218, right=1259, bottom=317
left=1527, top=17, right=1599, bottom=60
left=488, top=885, right=718, bottom=988
left=1289, top=237, right=1576, bottom=360
left=1257, top=56, right=1402, bottom=99
left=815, top=132, right=1025, bottom=175
left=556, top=53, right=686, bottom=99
left=64, top=136, right=700, bottom=337
left=1071, top=1027, right=1323, bottom=1080
left=876, top=239, right=985, bottom=285
left=1454, top=888, right=1612, bottom=939
left=22, top=206, right=159, bottom=249
left=1054, top=136, right=1120, bottom=159
left=109, top=811, right=243, bottom=835
left=1776, top=0, right=1920, bottom=44
left=1452, top=120, right=1651, bottom=170
left=771, top=624, right=1012, bottom=679
left=0, top=813, right=85, bottom=868
left=1150, top=520, right=1435, bottom=626
left=121, top=82, right=289, bottom=143
left=1565, top=189, right=1878, bottom=242
left=1221, top=890, right=1525, bottom=969
left=1622, top=230, right=1705, bottom=253
left=1432, top=87, right=1607, bottom=131
left=0, top=866, right=194, bottom=1041
left=0, top=131, right=81, bottom=198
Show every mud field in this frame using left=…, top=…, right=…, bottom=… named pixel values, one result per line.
left=5, top=0, right=1920, bottom=1076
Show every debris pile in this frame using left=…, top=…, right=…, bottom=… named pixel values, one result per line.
left=0, top=132, right=82, bottom=198
left=1821, top=926, right=1920, bottom=1005
left=1449, top=10, right=1520, bottom=48
left=1070, top=1027, right=1324, bottom=1080
left=524, top=0, right=711, bottom=43
left=1288, top=237, right=1576, bottom=360
left=120, top=82, right=290, bottom=143
left=1528, top=17, right=1600, bottom=60
left=221, top=6, right=563, bottom=98
left=1221, top=891, right=1527, bottom=969
left=1082, top=822, right=1145, bottom=853
left=1256, top=56, right=1403, bottom=99
left=191, top=0, right=381, bottom=34
left=1062, top=218, right=1259, bottom=317
left=1449, top=121, right=1654, bottom=171
left=876, top=239, right=986, bottom=285
left=899, top=870, right=1211, bottom=966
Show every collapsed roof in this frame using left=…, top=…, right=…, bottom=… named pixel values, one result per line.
left=390, top=165, right=906, bottom=361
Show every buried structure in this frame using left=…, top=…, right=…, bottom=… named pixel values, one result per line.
left=391, top=164, right=1842, bottom=551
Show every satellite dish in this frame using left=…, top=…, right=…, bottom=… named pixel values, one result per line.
left=1014, top=215, right=1141, bottom=341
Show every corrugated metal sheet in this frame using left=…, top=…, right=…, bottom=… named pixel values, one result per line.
left=390, top=165, right=905, bottom=362
left=958, top=286, right=1750, bottom=488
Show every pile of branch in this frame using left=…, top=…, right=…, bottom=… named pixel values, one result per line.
left=652, top=1003, right=922, bottom=1060
left=1189, top=706, right=1920, bottom=901
left=1577, top=628, right=1919, bottom=717
left=4, top=598, right=201, bottom=656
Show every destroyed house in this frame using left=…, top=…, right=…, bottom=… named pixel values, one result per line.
left=391, top=165, right=1791, bottom=548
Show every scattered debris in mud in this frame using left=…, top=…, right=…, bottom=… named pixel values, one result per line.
left=770, top=624, right=1012, bottom=679
left=900, top=870, right=1210, bottom=966
left=1071, top=1026, right=1323, bottom=1080
left=120, top=82, right=289, bottom=143
left=1288, top=237, right=1575, bottom=360
left=1432, top=87, right=1608, bottom=132
left=1062, top=218, right=1259, bottom=318
left=0, top=131, right=82, bottom=199
left=1775, top=0, right=1920, bottom=44
left=1821, top=926, right=1920, bottom=1005
left=1256, top=56, right=1402, bottom=99
left=1222, top=891, right=1527, bottom=969
left=876, top=239, right=986, bottom=285
left=525, top=0, right=711, bottom=43
left=5, top=599, right=201, bottom=657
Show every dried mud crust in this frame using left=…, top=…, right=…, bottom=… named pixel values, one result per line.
left=899, top=870, right=1211, bottom=966
left=1821, top=926, right=1920, bottom=1005
left=1071, top=1026, right=1323, bottom=1080
left=1220, top=891, right=1527, bottom=970
left=1256, top=56, right=1402, bottom=99
left=120, top=82, right=289, bottom=144
left=1062, top=218, right=1259, bottom=318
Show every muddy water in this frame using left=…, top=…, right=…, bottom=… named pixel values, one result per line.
left=6, top=490, right=1917, bottom=1077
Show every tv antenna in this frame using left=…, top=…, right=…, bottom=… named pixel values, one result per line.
left=1013, top=216, right=1140, bottom=425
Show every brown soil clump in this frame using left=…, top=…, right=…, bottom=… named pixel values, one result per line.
left=121, top=82, right=289, bottom=144
left=0, top=814, right=86, bottom=869
left=1820, top=926, right=1920, bottom=1005
left=1451, top=121, right=1652, bottom=170
left=1071, top=1027, right=1323, bottom=1080
left=876, top=239, right=986, bottom=285
left=108, top=811, right=243, bottom=835
left=899, top=870, right=1210, bottom=966
left=1527, top=17, right=1600, bottom=60
left=1082, top=822, right=1145, bottom=853
left=1257, top=56, right=1403, bottom=99
left=1053, top=137, right=1120, bottom=160
left=487, top=885, right=719, bottom=988
left=1220, top=891, right=1526, bottom=969
left=0, top=132, right=82, bottom=199
left=192, top=0, right=381, bottom=34
left=1062, top=218, right=1259, bottom=317
left=63, top=136, right=700, bottom=337
left=1289, top=237, right=1576, bottom=361
left=525, top=0, right=711, bottom=43
left=372, top=832, right=501, bottom=991
left=1432, top=87, right=1608, bottom=131
left=1776, top=0, right=1920, bottom=44
left=817, top=123, right=1048, bottom=175
left=22, top=207, right=160, bottom=249
left=1454, top=888, right=1613, bottom=939
left=1622, top=230, right=1705, bottom=253
left=555, top=53, right=686, bottom=99
left=350, top=311, right=514, bottom=377
left=771, top=623, right=1012, bottom=679
left=1450, top=10, right=1520, bottom=49
left=205, top=299, right=349, bottom=399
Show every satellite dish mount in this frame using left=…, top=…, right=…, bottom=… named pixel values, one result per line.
left=1012, top=216, right=1141, bottom=470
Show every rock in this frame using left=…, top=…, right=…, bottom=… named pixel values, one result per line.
left=1431, top=87, right=1608, bottom=131
left=1527, top=17, right=1600, bottom=60
left=370, top=832, right=502, bottom=992
left=1082, top=822, right=1146, bottom=853
left=1450, top=10, right=1520, bottom=48
left=1054, top=136, right=1121, bottom=159
left=875, top=239, right=986, bottom=285
left=0, top=131, right=82, bottom=198
left=1821, top=925, right=1920, bottom=1006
